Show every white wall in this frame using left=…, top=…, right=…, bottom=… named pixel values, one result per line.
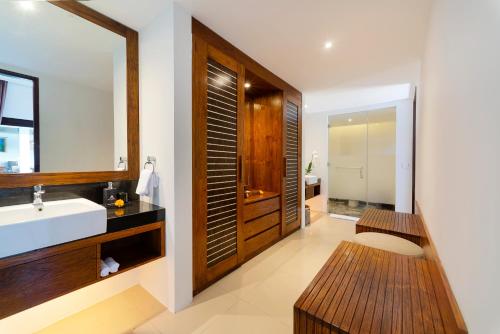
left=417, top=0, right=500, bottom=332
left=0, top=63, right=117, bottom=172
left=304, top=99, right=413, bottom=213
left=39, top=75, right=115, bottom=172
left=304, top=83, right=412, bottom=114
left=137, top=1, right=193, bottom=312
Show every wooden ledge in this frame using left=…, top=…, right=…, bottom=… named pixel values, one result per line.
left=356, top=208, right=426, bottom=246
left=294, top=241, right=467, bottom=334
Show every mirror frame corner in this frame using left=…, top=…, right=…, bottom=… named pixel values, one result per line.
left=0, top=0, right=139, bottom=189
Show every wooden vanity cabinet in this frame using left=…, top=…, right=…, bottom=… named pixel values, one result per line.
left=243, top=195, right=281, bottom=260
left=192, top=19, right=302, bottom=294
left=0, top=221, right=165, bottom=320
left=0, top=246, right=98, bottom=319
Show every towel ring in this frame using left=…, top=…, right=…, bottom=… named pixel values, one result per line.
left=144, top=156, right=156, bottom=172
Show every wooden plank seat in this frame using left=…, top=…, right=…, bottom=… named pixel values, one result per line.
left=294, top=241, right=466, bottom=334
left=356, top=208, right=426, bottom=246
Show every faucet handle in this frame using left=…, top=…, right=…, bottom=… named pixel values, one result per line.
left=34, top=184, right=45, bottom=193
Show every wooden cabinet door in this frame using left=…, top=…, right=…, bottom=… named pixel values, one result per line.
left=193, top=36, right=245, bottom=294
left=282, top=94, right=302, bottom=235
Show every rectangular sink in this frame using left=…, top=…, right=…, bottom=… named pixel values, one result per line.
left=0, top=198, right=106, bottom=258
left=305, top=175, right=318, bottom=185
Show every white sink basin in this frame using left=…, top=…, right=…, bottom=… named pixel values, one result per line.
left=0, top=198, right=106, bottom=258
left=305, top=175, right=318, bottom=185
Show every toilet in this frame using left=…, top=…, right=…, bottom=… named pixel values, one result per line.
left=353, top=232, right=424, bottom=257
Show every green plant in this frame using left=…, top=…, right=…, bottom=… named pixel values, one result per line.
left=305, top=161, right=313, bottom=175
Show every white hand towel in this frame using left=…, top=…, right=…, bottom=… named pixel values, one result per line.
left=136, top=169, right=153, bottom=196
left=104, top=257, right=120, bottom=273
left=100, top=260, right=110, bottom=277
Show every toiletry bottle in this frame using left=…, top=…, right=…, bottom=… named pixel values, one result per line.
left=103, top=182, right=118, bottom=207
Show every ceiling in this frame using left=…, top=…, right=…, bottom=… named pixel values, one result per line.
left=0, top=1, right=124, bottom=92
left=175, top=0, right=433, bottom=95
left=85, top=0, right=170, bottom=31
left=329, top=107, right=396, bottom=127
left=85, top=0, right=432, bottom=110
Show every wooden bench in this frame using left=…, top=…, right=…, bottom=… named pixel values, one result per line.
left=356, top=208, right=426, bottom=246
left=294, top=241, right=466, bottom=334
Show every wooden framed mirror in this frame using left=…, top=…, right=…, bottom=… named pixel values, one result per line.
left=0, top=0, right=139, bottom=188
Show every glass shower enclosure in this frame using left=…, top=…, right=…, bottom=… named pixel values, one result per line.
left=328, top=107, right=396, bottom=219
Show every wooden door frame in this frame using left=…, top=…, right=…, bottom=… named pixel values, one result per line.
left=0, top=0, right=139, bottom=187
left=0, top=68, right=40, bottom=173
left=412, top=87, right=417, bottom=214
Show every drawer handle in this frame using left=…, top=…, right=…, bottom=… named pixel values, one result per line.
left=283, top=157, right=287, bottom=177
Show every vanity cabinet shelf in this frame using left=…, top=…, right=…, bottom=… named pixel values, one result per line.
left=100, top=227, right=164, bottom=278
left=0, top=221, right=165, bottom=320
left=305, top=179, right=321, bottom=200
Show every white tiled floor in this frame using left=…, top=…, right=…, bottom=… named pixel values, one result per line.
left=134, top=213, right=355, bottom=334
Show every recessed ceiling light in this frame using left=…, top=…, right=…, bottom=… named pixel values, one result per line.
left=324, top=41, right=333, bottom=49
left=17, top=1, right=35, bottom=11
left=244, top=82, right=251, bottom=89
left=348, top=118, right=353, bottom=122
left=304, top=104, right=308, bottom=109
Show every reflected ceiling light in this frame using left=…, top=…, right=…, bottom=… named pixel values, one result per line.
left=216, top=75, right=229, bottom=86
left=324, top=41, right=333, bottom=49
left=244, top=82, right=251, bottom=89
left=348, top=118, right=353, bottom=122
left=17, top=1, right=35, bottom=11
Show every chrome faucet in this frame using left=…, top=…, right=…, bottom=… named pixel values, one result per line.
left=33, top=184, right=45, bottom=211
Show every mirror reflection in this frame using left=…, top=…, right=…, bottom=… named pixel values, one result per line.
left=0, top=1, right=127, bottom=174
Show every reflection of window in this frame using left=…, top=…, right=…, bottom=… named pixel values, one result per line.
left=0, top=69, right=39, bottom=173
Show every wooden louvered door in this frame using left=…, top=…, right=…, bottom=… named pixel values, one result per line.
left=282, top=94, right=302, bottom=235
left=193, top=37, right=244, bottom=294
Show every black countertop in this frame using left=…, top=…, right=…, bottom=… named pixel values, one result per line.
left=106, top=201, right=165, bottom=233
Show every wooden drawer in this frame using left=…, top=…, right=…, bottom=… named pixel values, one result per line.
left=244, top=225, right=281, bottom=259
left=244, top=196, right=280, bottom=221
left=0, top=246, right=97, bottom=319
left=244, top=211, right=280, bottom=240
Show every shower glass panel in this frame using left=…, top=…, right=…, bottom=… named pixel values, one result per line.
left=328, top=108, right=396, bottom=218
left=366, top=109, right=396, bottom=212
left=328, top=112, right=368, bottom=218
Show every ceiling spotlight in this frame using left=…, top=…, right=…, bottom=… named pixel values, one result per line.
left=17, top=1, right=35, bottom=11
left=324, top=41, right=333, bottom=49
left=244, top=82, right=251, bottom=89
left=348, top=118, right=353, bottom=123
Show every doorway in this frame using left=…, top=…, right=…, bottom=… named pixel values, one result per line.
left=328, top=107, right=396, bottom=219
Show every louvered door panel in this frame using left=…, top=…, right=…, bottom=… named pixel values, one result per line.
left=206, top=58, right=238, bottom=267
left=284, top=100, right=300, bottom=230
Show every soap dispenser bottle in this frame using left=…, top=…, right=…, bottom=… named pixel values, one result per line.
left=103, top=182, right=118, bottom=207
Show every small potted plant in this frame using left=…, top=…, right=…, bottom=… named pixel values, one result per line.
left=305, top=151, right=319, bottom=184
